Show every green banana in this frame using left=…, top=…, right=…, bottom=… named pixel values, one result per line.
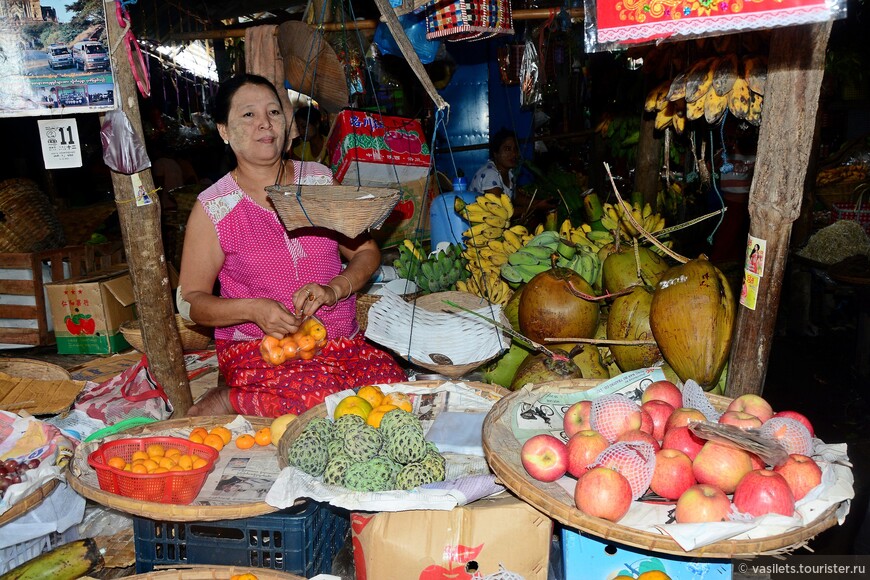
left=515, top=262, right=552, bottom=282
left=517, top=245, right=554, bottom=261
left=557, top=239, right=577, bottom=260
left=500, top=263, right=525, bottom=284
left=0, top=539, right=103, bottom=580
left=508, top=250, right=541, bottom=267
left=526, top=231, right=561, bottom=247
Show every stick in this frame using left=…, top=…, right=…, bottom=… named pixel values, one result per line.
left=544, top=337, right=658, bottom=345
left=653, top=208, right=726, bottom=238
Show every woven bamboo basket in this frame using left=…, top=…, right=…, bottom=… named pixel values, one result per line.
left=355, top=290, right=423, bottom=332
left=0, top=357, right=71, bottom=380
left=66, top=415, right=278, bottom=522
left=112, top=565, right=305, bottom=579
left=57, top=202, right=118, bottom=245
left=266, top=184, right=401, bottom=239
left=0, top=178, right=66, bottom=253
left=120, top=314, right=213, bottom=352
left=815, top=179, right=869, bottom=209
left=0, top=478, right=59, bottom=527
left=482, top=380, right=843, bottom=558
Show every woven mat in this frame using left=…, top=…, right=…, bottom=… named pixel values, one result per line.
left=94, top=527, right=136, bottom=568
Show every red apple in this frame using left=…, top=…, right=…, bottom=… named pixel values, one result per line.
left=733, top=470, right=795, bottom=517
left=692, top=441, right=754, bottom=494
left=574, top=466, right=633, bottom=522
left=566, top=430, right=610, bottom=478
left=675, top=484, right=733, bottom=523
left=617, top=429, right=661, bottom=452
left=661, top=426, right=705, bottom=461
left=650, top=448, right=696, bottom=500
left=641, top=380, right=683, bottom=409
left=726, top=394, right=774, bottom=423
left=639, top=408, right=654, bottom=435
left=563, top=400, right=593, bottom=439
left=590, top=394, right=643, bottom=443
left=760, top=417, right=814, bottom=456
left=750, top=453, right=766, bottom=470
left=772, top=410, right=815, bottom=437
left=719, top=410, right=763, bottom=430
left=641, top=400, right=674, bottom=441
left=664, top=407, right=707, bottom=433
left=521, top=434, right=568, bottom=482
left=773, top=454, right=823, bottom=501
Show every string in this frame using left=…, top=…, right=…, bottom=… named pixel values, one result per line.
left=706, top=129, right=725, bottom=245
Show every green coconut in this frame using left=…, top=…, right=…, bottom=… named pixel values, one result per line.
left=606, top=285, right=663, bottom=371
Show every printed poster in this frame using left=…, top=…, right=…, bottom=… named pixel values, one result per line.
left=740, top=234, right=766, bottom=310
left=0, top=1, right=116, bottom=118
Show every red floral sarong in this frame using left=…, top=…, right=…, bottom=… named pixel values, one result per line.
left=218, top=335, right=407, bottom=417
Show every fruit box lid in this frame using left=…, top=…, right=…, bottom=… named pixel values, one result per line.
left=0, top=373, right=86, bottom=415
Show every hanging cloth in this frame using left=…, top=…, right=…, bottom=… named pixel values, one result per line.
left=245, top=25, right=295, bottom=141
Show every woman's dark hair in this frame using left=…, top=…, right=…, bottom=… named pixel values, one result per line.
left=213, top=74, right=283, bottom=125
left=489, top=128, right=517, bottom=159
left=294, top=106, right=322, bottom=126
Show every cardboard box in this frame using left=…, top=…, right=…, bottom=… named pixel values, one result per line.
left=352, top=493, right=552, bottom=580
left=561, top=527, right=732, bottom=580
left=328, top=110, right=431, bottom=186
left=45, top=268, right=136, bottom=354
left=370, top=173, right=447, bottom=248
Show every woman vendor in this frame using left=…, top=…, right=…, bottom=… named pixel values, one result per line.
left=469, top=129, right=520, bottom=199
left=179, top=74, right=406, bottom=418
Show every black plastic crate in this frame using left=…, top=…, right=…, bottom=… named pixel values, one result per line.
left=133, top=500, right=350, bottom=576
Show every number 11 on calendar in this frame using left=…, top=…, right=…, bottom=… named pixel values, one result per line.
left=38, top=118, right=83, bottom=169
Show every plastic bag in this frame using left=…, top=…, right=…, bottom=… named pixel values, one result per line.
left=373, top=14, right=441, bottom=65
left=519, top=34, right=541, bottom=108
left=100, top=110, right=151, bottom=174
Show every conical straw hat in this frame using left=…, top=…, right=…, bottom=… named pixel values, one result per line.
left=277, top=21, right=349, bottom=114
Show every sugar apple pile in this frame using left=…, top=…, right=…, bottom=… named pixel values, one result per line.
left=286, top=410, right=446, bottom=491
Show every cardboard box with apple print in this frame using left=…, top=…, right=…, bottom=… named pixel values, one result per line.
left=45, top=268, right=135, bottom=354
left=369, top=173, right=448, bottom=248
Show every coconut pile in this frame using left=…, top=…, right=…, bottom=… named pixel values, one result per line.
left=797, top=220, right=870, bottom=265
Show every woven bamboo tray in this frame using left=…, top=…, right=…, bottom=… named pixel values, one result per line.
left=355, top=290, right=422, bottom=332
left=277, top=380, right=510, bottom=469
left=0, top=478, right=59, bottom=527
left=0, top=357, right=71, bottom=380
left=120, top=314, right=213, bottom=352
left=815, top=180, right=869, bottom=210
left=267, top=184, right=401, bottom=239
left=66, top=415, right=279, bottom=522
left=107, top=565, right=304, bottom=579
left=482, top=380, right=842, bottom=558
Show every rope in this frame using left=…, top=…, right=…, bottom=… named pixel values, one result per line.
left=706, top=129, right=725, bottom=245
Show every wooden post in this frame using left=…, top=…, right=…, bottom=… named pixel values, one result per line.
left=105, top=3, right=193, bottom=414
left=634, top=113, right=662, bottom=206
left=726, top=23, right=832, bottom=398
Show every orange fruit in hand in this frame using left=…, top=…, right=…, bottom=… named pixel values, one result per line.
left=254, top=427, right=272, bottom=446
left=382, top=392, right=413, bottom=413
left=306, top=322, right=327, bottom=342
left=366, top=404, right=398, bottom=428
left=356, top=385, right=384, bottom=408
left=333, top=395, right=373, bottom=421
left=235, top=434, right=256, bottom=449
left=107, top=456, right=127, bottom=470
left=203, top=433, right=225, bottom=451
left=296, top=334, right=316, bottom=352
left=210, top=426, right=233, bottom=445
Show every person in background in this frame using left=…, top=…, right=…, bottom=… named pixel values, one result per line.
left=290, top=106, right=329, bottom=164
left=179, top=74, right=406, bottom=418
left=469, top=128, right=521, bottom=199
left=710, top=121, right=757, bottom=264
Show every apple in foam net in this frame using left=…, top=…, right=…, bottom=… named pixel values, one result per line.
left=773, top=454, right=823, bottom=501
left=563, top=400, right=593, bottom=439
left=733, top=469, right=796, bottom=517
left=650, top=448, right=696, bottom=500
left=675, top=484, right=733, bottom=523
left=521, top=434, right=568, bottom=483
left=574, top=466, right=633, bottom=522
left=566, top=430, right=610, bottom=478
left=617, top=429, right=661, bottom=452
left=661, top=425, right=705, bottom=461
left=692, top=441, right=754, bottom=494
left=719, top=410, right=763, bottom=430
left=726, top=394, right=774, bottom=423
left=664, top=407, right=707, bottom=433
left=641, top=380, right=683, bottom=409
left=641, top=400, right=674, bottom=441
left=772, top=410, right=815, bottom=438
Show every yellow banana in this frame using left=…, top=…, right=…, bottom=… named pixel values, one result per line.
left=570, top=229, right=596, bottom=249
left=560, top=218, right=573, bottom=239
left=728, top=77, right=751, bottom=120
left=483, top=193, right=502, bottom=205
left=463, top=222, right=489, bottom=238
left=667, top=71, right=687, bottom=102
left=642, top=202, right=652, bottom=219
left=482, top=225, right=505, bottom=240
left=654, top=102, right=675, bottom=131
left=685, top=91, right=707, bottom=121
left=672, top=106, right=686, bottom=135
left=747, top=91, right=763, bottom=126
left=482, top=214, right=508, bottom=229
left=503, top=229, right=523, bottom=253
left=484, top=201, right=510, bottom=220
left=403, top=239, right=424, bottom=261
left=685, top=57, right=717, bottom=103
left=499, top=193, right=514, bottom=216
left=704, top=90, right=728, bottom=124
left=600, top=215, right=620, bottom=233
left=488, top=252, right=508, bottom=267
left=580, top=223, right=592, bottom=233
left=644, top=80, right=672, bottom=113
left=456, top=279, right=468, bottom=293
left=743, top=55, right=767, bottom=95
left=508, top=224, right=528, bottom=236
left=533, top=223, right=545, bottom=235
left=488, top=239, right=506, bottom=253
left=712, top=54, right=739, bottom=97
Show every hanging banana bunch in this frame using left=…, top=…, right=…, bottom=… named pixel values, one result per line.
left=600, top=200, right=666, bottom=242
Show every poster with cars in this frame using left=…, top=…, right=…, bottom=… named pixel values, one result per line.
left=0, top=0, right=116, bottom=117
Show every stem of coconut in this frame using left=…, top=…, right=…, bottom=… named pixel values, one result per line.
left=652, top=208, right=726, bottom=238
left=603, top=162, right=689, bottom=264
left=566, top=279, right=635, bottom=301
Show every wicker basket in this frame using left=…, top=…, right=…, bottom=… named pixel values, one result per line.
left=0, top=358, right=71, bottom=380
left=267, top=184, right=401, bottom=239
left=0, top=178, right=66, bottom=253
left=815, top=179, right=869, bottom=209
left=355, top=290, right=423, bottom=332
left=57, top=202, right=118, bottom=245
left=120, top=314, right=212, bottom=352
left=118, top=565, right=305, bottom=579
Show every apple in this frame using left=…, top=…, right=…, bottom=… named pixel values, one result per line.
left=750, top=453, right=766, bottom=470
left=590, top=394, right=644, bottom=443
left=639, top=408, right=654, bottom=435
left=661, top=426, right=705, bottom=461
left=641, top=380, right=683, bottom=409
left=617, top=429, right=661, bottom=452
left=521, top=434, right=568, bottom=482
left=563, top=400, right=593, bottom=438
left=726, top=394, right=774, bottom=423
left=664, top=407, right=707, bottom=433
left=594, top=441, right=657, bottom=500
left=733, top=469, right=795, bottom=517
left=675, top=484, right=733, bottom=523
left=719, top=410, right=763, bottom=430
left=772, top=410, right=815, bottom=437
left=773, top=454, right=823, bottom=501
left=566, top=430, right=610, bottom=478
left=760, top=417, right=814, bottom=456
left=574, top=466, right=633, bottom=522
left=692, top=441, right=754, bottom=494
left=650, top=448, right=696, bottom=500
left=641, top=400, right=674, bottom=441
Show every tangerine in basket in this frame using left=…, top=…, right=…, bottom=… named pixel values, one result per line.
left=235, top=434, right=256, bottom=449
left=131, top=450, right=150, bottom=463
left=357, top=385, right=384, bottom=408
left=366, top=404, right=398, bottom=428
left=210, top=426, right=233, bottom=445
left=382, top=392, right=413, bottom=413
left=131, top=463, right=148, bottom=474
left=158, top=456, right=177, bottom=469
left=141, top=459, right=159, bottom=472
left=203, top=434, right=225, bottom=451
left=254, top=427, right=271, bottom=446
left=177, top=455, right=193, bottom=470
left=146, top=443, right=165, bottom=458
left=192, top=457, right=208, bottom=469
left=107, top=456, right=126, bottom=470
left=164, top=447, right=181, bottom=460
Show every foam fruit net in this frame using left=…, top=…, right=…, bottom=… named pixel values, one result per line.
left=681, top=379, right=721, bottom=421
left=590, top=394, right=642, bottom=443
left=591, top=441, right=657, bottom=500
left=759, top=417, right=814, bottom=456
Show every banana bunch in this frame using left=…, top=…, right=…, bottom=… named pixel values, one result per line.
left=455, top=192, right=515, bottom=248
left=394, top=240, right=469, bottom=293
left=816, top=164, right=869, bottom=186
left=456, top=266, right=512, bottom=305
left=558, top=218, right=612, bottom=252
left=601, top=201, right=666, bottom=240
left=500, top=229, right=602, bottom=287
left=645, top=54, right=767, bottom=130
left=459, top=224, right=530, bottom=304
left=394, top=238, right=426, bottom=281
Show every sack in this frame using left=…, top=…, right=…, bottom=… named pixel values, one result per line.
left=73, top=356, right=173, bottom=425
left=831, top=183, right=870, bottom=234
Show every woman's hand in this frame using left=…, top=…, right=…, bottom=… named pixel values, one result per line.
left=253, top=298, right=301, bottom=339
left=293, top=283, right=338, bottom=319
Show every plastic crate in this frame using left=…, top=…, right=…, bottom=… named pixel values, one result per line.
left=133, top=500, right=350, bottom=576
left=0, top=528, right=80, bottom=574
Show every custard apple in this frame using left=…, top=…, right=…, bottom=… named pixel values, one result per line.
left=385, top=424, right=427, bottom=464
left=395, top=461, right=437, bottom=490
left=322, top=454, right=354, bottom=486
left=343, top=424, right=383, bottom=462
left=287, top=430, right=328, bottom=476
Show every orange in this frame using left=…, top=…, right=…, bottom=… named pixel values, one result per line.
left=638, top=572, right=672, bottom=580
left=281, top=339, right=298, bottom=360
left=189, top=427, right=208, bottom=442
left=107, top=456, right=127, bottom=470
left=131, top=450, right=150, bottom=463
left=306, top=322, right=327, bottom=342
left=259, top=335, right=284, bottom=365
left=164, top=448, right=181, bottom=460
left=356, top=385, right=384, bottom=408
left=333, top=395, right=373, bottom=421
left=142, top=459, right=159, bottom=472
left=210, top=426, right=233, bottom=445
left=235, top=434, right=256, bottom=449
left=203, top=433, right=225, bottom=451
left=131, top=463, right=148, bottom=474
left=192, top=457, right=208, bottom=469
left=158, top=456, right=177, bottom=469
left=298, top=349, right=316, bottom=360
left=254, top=427, right=272, bottom=446
left=382, top=392, right=413, bottom=413
left=366, top=404, right=398, bottom=428
left=296, top=334, right=316, bottom=352
left=177, top=454, right=193, bottom=470
left=168, top=465, right=186, bottom=472
left=123, top=464, right=132, bottom=472
left=146, top=443, right=165, bottom=458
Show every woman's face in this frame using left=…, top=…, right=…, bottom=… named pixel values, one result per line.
left=493, top=138, right=520, bottom=171
left=218, top=83, right=286, bottom=165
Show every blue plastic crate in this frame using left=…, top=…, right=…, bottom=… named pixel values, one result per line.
left=133, top=501, right=349, bottom=576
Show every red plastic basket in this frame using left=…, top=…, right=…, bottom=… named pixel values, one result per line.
left=88, top=436, right=219, bottom=504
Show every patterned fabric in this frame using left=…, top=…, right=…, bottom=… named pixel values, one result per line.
left=470, top=159, right=514, bottom=198
left=425, top=0, right=513, bottom=42
left=221, top=335, right=408, bottom=417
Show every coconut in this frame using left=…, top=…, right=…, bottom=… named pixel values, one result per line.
left=601, top=245, right=670, bottom=295
left=510, top=349, right=583, bottom=390
left=606, top=286, right=663, bottom=371
left=518, top=267, right=600, bottom=344
left=649, top=256, right=735, bottom=389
